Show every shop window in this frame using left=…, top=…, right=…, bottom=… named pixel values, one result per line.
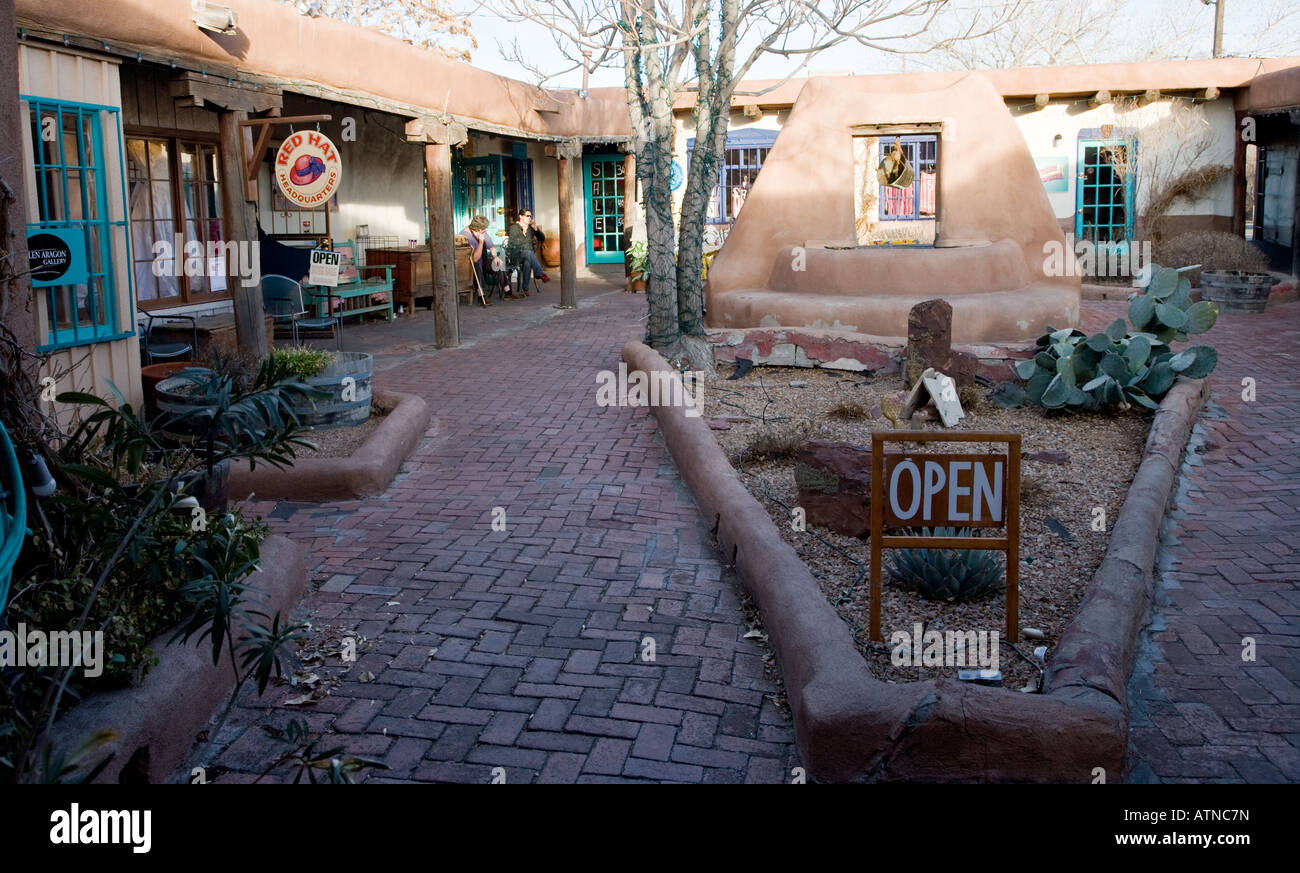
left=687, top=129, right=777, bottom=225
left=126, top=135, right=226, bottom=309
left=878, top=135, right=937, bottom=222
left=26, top=98, right=127, bottom=351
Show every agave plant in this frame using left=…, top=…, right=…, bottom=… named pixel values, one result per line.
left=886, top=527, right=1005, bottom=602
left=993, top=264, right=1218, bottom=412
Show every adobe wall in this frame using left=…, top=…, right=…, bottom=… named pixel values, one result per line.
left=706, top=74, right=1080, bottom=343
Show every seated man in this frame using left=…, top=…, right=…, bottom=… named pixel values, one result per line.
left=505, top=210, right=550, bottom=297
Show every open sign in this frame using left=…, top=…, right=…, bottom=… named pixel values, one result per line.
left=883, top=453, right=1006, bottom=527
left=870, top=431, right=1022, bottom=642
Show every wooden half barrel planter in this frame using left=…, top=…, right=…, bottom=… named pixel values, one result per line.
left=290, top=351, right=373, bottom=430
left=1200, top=270, right=1273, bottom=313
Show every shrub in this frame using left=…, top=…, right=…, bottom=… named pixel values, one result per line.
left=264, top=346, right=335, bottom=381
left=827, top=401, right=869, bottom=421
left=1155, top=231, right=1272, bottom=286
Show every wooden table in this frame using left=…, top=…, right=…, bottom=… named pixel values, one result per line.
left=366, top=246, right=435, bottom=316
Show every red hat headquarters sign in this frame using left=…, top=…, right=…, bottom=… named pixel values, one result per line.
left=275, top=131, right=342, bottom=207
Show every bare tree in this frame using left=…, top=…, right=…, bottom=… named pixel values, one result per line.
left=486, top=0, right=1015, bottom=368
left=309, top=0, right=477, bottom=61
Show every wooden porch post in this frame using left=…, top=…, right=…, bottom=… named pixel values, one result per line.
left=218, top=108, right=268, bottom=360
left=425, top=143, right=458, bottom=348
left=555, top=139, right=582, bottom=310
left=407, top=116, right=467, bottom=349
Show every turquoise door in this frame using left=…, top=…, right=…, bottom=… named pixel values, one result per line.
left=454, top=155, right=505, bottom=236
left=1076, top=139, right=1135, bottom=249
left=583, top=154, right=626, bottom=263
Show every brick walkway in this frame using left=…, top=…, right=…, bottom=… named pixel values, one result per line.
left=199, top=287, right=798, bottom=783
left=1122, top=300, right=1300, bottom=783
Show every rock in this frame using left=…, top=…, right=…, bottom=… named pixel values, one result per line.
left=1021, top=627, right=1046, bottom=640
left=1023, top=450, right=1070, bottom=465
left=707, top=419, right=732, bottom=430
left=794, top=440, right=873, bottom=537
left=904, top=298, right=979, bottom=389
left=789, top=380, right=809, bottom=387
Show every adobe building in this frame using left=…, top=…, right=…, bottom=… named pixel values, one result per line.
left=6, top=0, right=1299, bottom=407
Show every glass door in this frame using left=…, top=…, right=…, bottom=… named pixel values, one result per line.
left=583, top=154, right=625, bottom=263
left=1076, top=139, right=1135, bottom=249
left=454, top=155, right=505, bottom=236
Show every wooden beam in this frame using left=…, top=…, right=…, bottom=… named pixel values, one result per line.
left=217, top=109, right=267, bottom=359
left=170, top=71, right=282, bottom=114
left=1033, top=93, right=1050, bottom=109
left=1202, top=86, right=1220, bottom=101
left=239, top=114, right=331, bottom=127
left=1139, top=88, right=1160, bottom=106
left=1090, top=90, right=1112, bottom=107
left=244, top=113, right=276, bottom=183
left=848, top=122, right=943, bottom=136
left=405, top=116, right=468, bottom=145
left=424, top=143, right=459, bottom=348
left=557, top=153, right=578, bottom=309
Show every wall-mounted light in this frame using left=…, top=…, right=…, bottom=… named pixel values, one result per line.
left=192, top=2, right=238, bottom=35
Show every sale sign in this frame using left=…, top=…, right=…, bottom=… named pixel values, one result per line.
left=275, top=131, right=342, bottom=207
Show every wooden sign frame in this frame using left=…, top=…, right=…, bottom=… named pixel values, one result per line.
left=869, top=431, right=1021, bottom=642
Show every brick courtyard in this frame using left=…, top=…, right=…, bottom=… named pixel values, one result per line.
left=198, top=289, right=1299, bottom=783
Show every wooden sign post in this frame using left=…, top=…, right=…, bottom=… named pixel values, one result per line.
left=869, top=431, right=1021, bottom=642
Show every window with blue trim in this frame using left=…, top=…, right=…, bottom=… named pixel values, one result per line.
left=687, top=129, right=778, bottom=225
left=26, top=98, right=128, bottom=351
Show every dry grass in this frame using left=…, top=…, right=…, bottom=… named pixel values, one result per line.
left=1156, top=231, right=1272, bottom=285
left=828, top=400, right=870, bottom=421
left=733, top=423, right=812, bottom=465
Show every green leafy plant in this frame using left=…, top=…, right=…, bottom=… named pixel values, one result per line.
left=264, top=346, right=335, bottom=381
left=626, top=240, right=650, bottom=283
left=993, top=264, right=1218, bottom=412
left=258, top=718, right=390, bottom=784
left=886, top=528, right=1005, bottom=602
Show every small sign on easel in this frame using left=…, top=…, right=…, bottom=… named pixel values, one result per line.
left=308, top=248, right=341, bottom=287
left=869, top=431, right=1022, bottom=641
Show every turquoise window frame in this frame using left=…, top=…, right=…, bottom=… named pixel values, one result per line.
left=1075, top=136, right=1137, bottom=251
left=23, top=96, right=134, bottom=352
left=583, top=154, right=626, bottom=263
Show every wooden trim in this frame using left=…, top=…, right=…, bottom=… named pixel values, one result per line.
left=849, top=122, right=943, bottom=137
left=125, top=124, right=220, bottom=143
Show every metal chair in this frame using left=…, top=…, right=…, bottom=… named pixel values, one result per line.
left=261, top=274, right=341, bottom=350
left=138, top=310, right=198, bottom=364
left=0, top=422, right=27, bottom=611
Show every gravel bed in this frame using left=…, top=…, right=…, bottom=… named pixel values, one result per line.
left=704, top=362, right=1149, bottom=692
left=294, top=406, right=388, bottom=459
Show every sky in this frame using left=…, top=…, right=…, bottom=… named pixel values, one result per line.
left=453, top=0, right=1300, bottom=90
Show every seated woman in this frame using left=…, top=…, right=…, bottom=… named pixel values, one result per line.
left=459, top=215, right=499, bottom=303
left=505, top=210, right=550, bottom=296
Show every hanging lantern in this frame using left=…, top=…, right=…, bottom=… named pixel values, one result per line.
left=876, top=138, right=914, bottom=189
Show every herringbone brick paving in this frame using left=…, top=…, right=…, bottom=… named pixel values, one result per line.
left=196, top=291, right=1298, bottom=783
left=1111, top=299, right=1300, bottom=783
left=199, top=286, right=799, bottom=783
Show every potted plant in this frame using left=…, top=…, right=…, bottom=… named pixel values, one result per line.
left=626, top=240, right=649, bottom=293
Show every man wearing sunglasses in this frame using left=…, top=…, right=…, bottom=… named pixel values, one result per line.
left=505, top=210, right=551, bottom=298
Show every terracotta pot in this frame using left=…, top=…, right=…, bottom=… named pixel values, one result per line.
left=542, top=236, right=561, bottom=268
left=141, top=361, right=198, bottom=419
left=631, top=279, right=647, bottom=294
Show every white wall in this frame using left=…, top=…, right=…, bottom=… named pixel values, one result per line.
left=1011, top=97, right=1238, bottom=226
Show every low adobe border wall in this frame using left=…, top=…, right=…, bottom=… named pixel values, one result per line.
left=45, top=534, right=307, bottom=784
left=229, top=388, right=431, bottom=502
left=623, top=340, right=1209, bottom=782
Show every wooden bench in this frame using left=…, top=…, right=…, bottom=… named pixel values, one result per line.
left=303, top=240, right=396, bottom=323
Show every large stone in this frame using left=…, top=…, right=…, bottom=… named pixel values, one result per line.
left=904, top=298, right=979, bottom=389
left=794, top=440, right=873, bottom=537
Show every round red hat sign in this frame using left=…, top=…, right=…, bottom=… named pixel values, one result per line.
left=275, top=131, right=342, bottom=207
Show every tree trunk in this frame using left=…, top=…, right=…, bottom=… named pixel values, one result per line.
left=218, top=109, right=268, bottom=362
